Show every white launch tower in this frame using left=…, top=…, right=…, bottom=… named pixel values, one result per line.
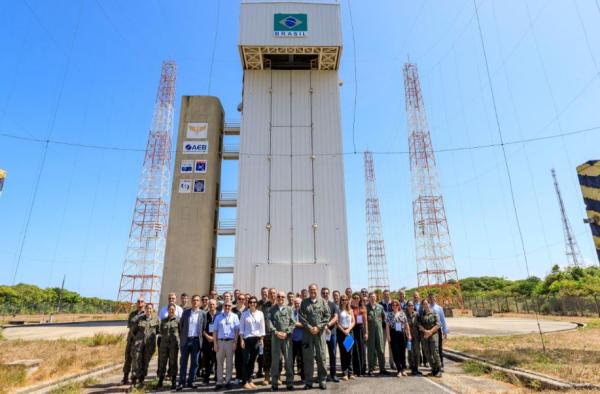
left=234, top=0, right=350, bottom=293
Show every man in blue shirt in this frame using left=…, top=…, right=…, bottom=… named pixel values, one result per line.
left=427, top=294, right=448, bottom=370
left=291, top=297, right=305, bottom=383
left=213, top=301, right=240, bottom=389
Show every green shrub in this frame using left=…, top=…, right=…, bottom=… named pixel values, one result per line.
left=48, top=382, right=82, bottom=394
left=81, top=333, right=124, bottom=347
left=0, top=364, right=27, bottom=387
left=462, top=360, right=491, bottom=376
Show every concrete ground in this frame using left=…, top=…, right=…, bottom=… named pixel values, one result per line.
left=2, top=316, right=577, bottom=341
left=80, top=358, right=517, bottom=394
left=2, top=320, right=127, bottom=340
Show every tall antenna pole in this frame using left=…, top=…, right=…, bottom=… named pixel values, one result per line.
left=551, top=168, right=583, bottom=267
left=403, top=62, right=462, bottom=304
left=117, top=61, right=177, bottom=307
left=364, top=150, right=390, bottom=292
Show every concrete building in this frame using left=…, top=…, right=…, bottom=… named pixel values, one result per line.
left=234, top=0, right=351, bottom=293
left=160, top=97, right=225, bottom=306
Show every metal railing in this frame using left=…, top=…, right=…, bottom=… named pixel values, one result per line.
left=215, top=284, right=234, bottom=294
left=216, top=257, right=235, bottom=268
left=223, top=143, right=240, bottom=153
left=218, top=219, right=236, bottom=229
left=224, top=121, right=240, bottom=129
left=219, top=192, right=238, bottom=201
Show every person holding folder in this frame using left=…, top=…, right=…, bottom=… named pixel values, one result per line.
left=336, top=294, right=356, bottom=380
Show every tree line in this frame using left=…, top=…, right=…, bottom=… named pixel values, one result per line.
left=0, top=283, right=120, bottom=315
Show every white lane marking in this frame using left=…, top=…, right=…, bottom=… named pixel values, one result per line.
left=424, top=377, right=457, bottom=394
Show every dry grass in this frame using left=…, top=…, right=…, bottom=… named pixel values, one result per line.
left=0, top=333, right=125, bottom=392
left=447, top=318, right=600, bottom=385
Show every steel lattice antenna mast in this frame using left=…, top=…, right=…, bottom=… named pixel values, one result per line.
left=117, top=61, right=177, bottom=307
left=364, top=151, right=390, bottom=291
left=551, top=168, right=583, bottom=267
left=403, top=63, right=462, bottom=301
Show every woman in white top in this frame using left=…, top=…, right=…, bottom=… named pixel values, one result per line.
left=239, top=296, right=265, bottom=389
left=336, top=294, right=356, bottom=380
left=385, top=299, right=412, bottom=376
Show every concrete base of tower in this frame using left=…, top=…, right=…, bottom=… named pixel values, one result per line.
left=234, top=262, right=348, bottom=294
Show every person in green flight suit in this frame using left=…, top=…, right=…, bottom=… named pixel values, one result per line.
left=268, top=291, right=296, bottom=391
left=418, top=299, right=442, bottom=377
left=157, top=303, right=180, bottom=389
left=366, top=292, right=389, bottom=376
left=405, top=300, right=422, bottom=376
left=299, top=283, right=331, bottom=390
left=131, top=303, right=159, bottom=387
left=122, top=297, right=145, bottom=385
left=259, top=287, right=277, bottom=386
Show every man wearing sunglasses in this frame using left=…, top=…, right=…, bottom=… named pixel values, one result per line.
left=213, top=301, right=240, bottom=389
left=268, top=291, right=296, bottom=391
left=122, top=297, right=146, bottom=385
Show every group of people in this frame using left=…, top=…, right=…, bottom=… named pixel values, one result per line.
left=122, top=284, right=448, bottom=391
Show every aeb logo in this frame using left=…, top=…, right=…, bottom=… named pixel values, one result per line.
left=183, top=140, right=208, bottom=154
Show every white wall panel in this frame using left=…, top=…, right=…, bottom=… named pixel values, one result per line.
left=272, top=71, right=290, bottom=126
left=293, top=192, right=314, bottom=263
left=270, top=191, right=291, bottom=263
left=292, top=72, right=311, bottom=125
left=270, top=127, right=291, bottom=190
left=292, top=127, right=312, bottom=190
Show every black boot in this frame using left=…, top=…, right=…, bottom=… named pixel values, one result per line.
left=171, top=377, right=177, bottom=390
left=157, top=377, right=164, bottom=387
left=121, top=374, right=129, bottom=385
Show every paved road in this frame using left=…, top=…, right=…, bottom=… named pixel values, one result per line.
left=82, top=360, right=457, bottom=394
left=449, top=317, right=577, bottom=336
left=2, top=320, right=127, bottom=340
left=2, top=317, right=577, bottom=341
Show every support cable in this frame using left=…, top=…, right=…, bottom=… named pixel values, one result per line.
left=490, top=0, right=554, bottom=266
left=524, top=0, right=579, bottom=194
left=2, top=123, right=598, bottom=157
left=207, top=0, right=221, bottom=95
left=473, top=0, right=546, bottom=352
left=11, top=2, right=84, bottom=285
left=347, top=0, right=358, bottom=153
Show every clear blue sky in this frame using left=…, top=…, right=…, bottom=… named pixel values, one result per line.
left=1, top=0, right=599, bottom=299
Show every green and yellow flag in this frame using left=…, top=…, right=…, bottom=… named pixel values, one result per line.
left=577, top=160, right=600, bottom=263
left=0, top=169, right=5, bottom=195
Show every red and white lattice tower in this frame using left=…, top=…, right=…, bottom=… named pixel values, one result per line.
left=403, top=63, right=461, bottom=298
left=117, top=61, right=176, bottom=307
left=551, top=168, right=583, bottom=267
left=364, top=151, right=390, bottom=291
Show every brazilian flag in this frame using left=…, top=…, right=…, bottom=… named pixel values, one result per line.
left=0, top=169, right=5, bottom=196
left=577, top=160, right=600, bottom=263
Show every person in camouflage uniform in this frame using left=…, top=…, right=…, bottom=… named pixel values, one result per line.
left=405, top=301, right=422, bottom=376
left=418, top=299, right=442, bottom=377
left=157, top=303, right=180, bottom=389
left=268, top=291, right=296, bottom=391
left=299, top=283, right=331, bottom=390
left=122, top=297, right=145, bottom=385
left=258, top=287, right=277, bottom=386
left=366, top=292, right=389, bottom=375
left=130, top=303, right=159, bottom=387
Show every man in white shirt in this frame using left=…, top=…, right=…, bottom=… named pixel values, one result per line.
left=159, top=293, right=184, bottom=320
left=213, top=301, right=240, bottom=389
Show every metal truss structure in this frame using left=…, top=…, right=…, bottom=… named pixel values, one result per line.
left=240, top=46, right=340, bottom=70
left=364, top=150, right=390, bottom=292
left=403, top=63, right=462, bottom=302
left=551, top=168, right=583, bottom=267
left=117, top=61, right=177, bottom=307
